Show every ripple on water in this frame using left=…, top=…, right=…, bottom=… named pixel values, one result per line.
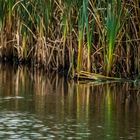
left=0, top=96, right=24, bottom=100
left=0, top=111, right=93, bottom=140
left=0, top=111, right=51, bottom=139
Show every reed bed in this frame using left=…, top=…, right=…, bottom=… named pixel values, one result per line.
left=0, top=0, right=140, bottom=79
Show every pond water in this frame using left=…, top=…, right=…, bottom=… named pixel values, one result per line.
left=0, top=65, right=140, bottom=140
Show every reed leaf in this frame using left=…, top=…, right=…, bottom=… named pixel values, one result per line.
left=106, top=0, right=122, bottom=75
left=77, top=2, right=84, bottom=73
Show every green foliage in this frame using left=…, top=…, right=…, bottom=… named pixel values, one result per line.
left=0, top=0, right=139, bottom=78
left=106, top=0, right=123, bottom=75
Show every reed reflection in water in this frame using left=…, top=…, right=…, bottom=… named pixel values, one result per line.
left=0, top=65, right=140, bottom=140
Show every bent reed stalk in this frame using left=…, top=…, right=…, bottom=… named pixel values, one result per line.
left=0, top=0, right=140, bottom=79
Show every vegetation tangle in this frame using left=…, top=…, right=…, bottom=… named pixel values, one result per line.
left=0, top=0, right=140, bottom=79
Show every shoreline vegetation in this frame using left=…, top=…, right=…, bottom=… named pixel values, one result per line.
left=0, top=0, right=140, bottom=80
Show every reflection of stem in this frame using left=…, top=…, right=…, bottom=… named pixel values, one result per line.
left=14, top=68, right=20, bottom=110
left=125, top=94, right=130, bottom=112
left=86, top=85, right=90, bottom=119
left=137, top=91, right=140, bottom=110
left=76, top=83, right=80, bottom=120
left=106, top=84, right=111, bottom=118
left=105, top=84, right=113, bottom=138
left=15, top=68, right=20, bottom=96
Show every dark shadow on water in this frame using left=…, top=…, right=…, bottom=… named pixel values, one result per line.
left=0, top=64, right=140, bottom=140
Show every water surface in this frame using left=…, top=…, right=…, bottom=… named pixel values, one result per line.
left=0, top=65, right=140, bottom=140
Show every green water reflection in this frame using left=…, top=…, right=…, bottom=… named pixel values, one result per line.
left=0, top=65, right=140, bottom=140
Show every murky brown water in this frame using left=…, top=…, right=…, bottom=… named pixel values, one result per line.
left=0, top=64, right=140, bottom=140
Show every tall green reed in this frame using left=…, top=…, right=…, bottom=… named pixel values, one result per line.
left=105, top=0, right=122, bottom=75
left=77, top=1, right=84, bottom=73
left=0, top=1, right=5, bottom=32
left=84, top=0, right=94, bottom=72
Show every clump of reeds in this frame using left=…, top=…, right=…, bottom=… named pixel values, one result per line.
left=0, top=0, right=140, bottom=79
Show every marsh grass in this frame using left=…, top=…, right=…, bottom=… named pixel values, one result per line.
left=0, top=0, right=140, bottom=79
left=105, top=0, right=122, bottom=75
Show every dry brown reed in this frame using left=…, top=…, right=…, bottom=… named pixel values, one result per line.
left=0, top=0, right=140, bottom=79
